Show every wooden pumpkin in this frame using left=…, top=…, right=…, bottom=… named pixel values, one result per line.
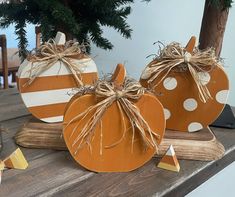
left=140, top=37, right=229, bottom=132
left=63, top=64, right=165, bottom=172
left=17, top=32, right=98, bottom=123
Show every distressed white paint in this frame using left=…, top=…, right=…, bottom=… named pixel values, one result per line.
left=21, top=88, right=74, bottom=107
left=18, top=58, right=97, bottom=78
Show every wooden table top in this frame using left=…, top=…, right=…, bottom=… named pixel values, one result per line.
left=0, top=88, right=235, bottom=197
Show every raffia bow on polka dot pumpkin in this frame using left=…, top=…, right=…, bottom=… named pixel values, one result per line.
left=140, top=36, right=229, bottom=132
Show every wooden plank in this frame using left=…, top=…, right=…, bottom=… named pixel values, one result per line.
left=2, top=124, right=235, bottom=197
left=0, top=151, right=94, bottom=197
left=0, top=112, right=94, bottom=197
left=49, top=125, right=235, bottom=197
left=51, top=158, right=203, bottom=197
left=15, top=117, right=224, bottom=161
left=0, top=88, right=30, bottom=122
left=0, top=89, right=235, bottom=197
left=0, top=115, right=57, bottom=180
left=0, top=115, right=55, bottom=160
left=1, top=116, right=31, bottom=142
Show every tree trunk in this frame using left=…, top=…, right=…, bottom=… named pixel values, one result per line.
left=199, top=0, right=229, bottom=57
left=60, top=0, right=74, bottom=41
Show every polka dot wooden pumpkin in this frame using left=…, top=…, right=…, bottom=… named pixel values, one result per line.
left=140, top=36, right=229, bottom=132
left=17, top=32, right=98, bottom=123
left=63, top=64, right=166, bottom=172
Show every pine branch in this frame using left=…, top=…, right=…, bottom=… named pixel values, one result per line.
left=14, top=19, right=28, bottom=61
left=0, top=0, right=134, bottom=59
left=209, top=0, right=233, bottom=9
left=89, top=22, right=113, bottom=49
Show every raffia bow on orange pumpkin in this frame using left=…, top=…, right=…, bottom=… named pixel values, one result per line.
left=64, top=77, right=161, bottom=155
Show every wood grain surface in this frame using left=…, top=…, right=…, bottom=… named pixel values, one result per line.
left=0, top=88, right=235, bottom=197
left=15, top=118, right=225, bottom=161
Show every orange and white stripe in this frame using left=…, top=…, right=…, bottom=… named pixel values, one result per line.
left=157, top=145, right=180, bottom=172
left=18, top=58, right=98, bottom=123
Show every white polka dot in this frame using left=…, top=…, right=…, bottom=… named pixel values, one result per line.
left=164, top=108, right=171, bottom=120
left=188, top=122, right=203, bottom=132
left=163, top=77, right=177, bottom=90
left=198, top=72, right=211, bottom=85
left=216, top=90, right=229, bottom=104
left=183, top=98, right=198, bottom=111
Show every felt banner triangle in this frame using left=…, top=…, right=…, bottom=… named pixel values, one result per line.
left=157, top=145, right=180, bottom=172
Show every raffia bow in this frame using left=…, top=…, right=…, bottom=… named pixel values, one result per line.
left=64, top=78, right=160, bottom=155
left=142, top=42, right=221, bottom=103
left=25, top=40, right=88, bottom=86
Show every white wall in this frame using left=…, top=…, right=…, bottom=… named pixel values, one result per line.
left=221, top=5, right=235, bottom=106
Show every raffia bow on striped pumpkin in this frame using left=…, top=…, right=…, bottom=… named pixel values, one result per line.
left=64, top=78, right=160, bottom=155
left=24, top=40, right=88, bottom=86
left=141, top=42, right=222, bottom=103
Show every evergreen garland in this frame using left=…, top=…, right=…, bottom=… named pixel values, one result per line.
left=209, top=0, right=233, bottom=9
left=0, top=0, right=133, bottom=59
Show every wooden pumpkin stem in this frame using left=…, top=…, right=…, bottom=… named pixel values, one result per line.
left=111, top=63, right=126, bottom=87
left=185, top=36, right=196, bottom=54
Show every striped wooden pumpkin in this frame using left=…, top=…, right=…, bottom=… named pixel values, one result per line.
left=17, top=57, right=98, bottom=123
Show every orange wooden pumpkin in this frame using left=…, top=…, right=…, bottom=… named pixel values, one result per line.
left=63, top=64, right=165, bottom=172
left=17, top=32, right=98, bottom=123
left=140, top=37, right=229, bottom=132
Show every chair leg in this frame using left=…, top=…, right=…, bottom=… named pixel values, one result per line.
left=0, top=35, right=8, bottom=89
left=12, top=71, right=17, bottom=82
